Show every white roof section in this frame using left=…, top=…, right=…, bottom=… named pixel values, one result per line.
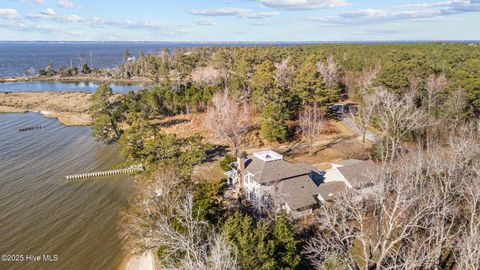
left=324, top=168, right=353, bottom=188
left=253, top=150, right=283, bottom=162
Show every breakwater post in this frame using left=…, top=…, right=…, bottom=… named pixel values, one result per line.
left=19, top=125, right=46, bottom=132
left=65, top=164, right=144, bottom=180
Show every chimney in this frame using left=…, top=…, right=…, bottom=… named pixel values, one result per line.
left=237, top=156, right=245, bottom=171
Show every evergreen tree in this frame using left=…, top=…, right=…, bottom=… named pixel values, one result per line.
left=260, top=102, right=289, bottom=143
left=293, top=55, right=327, bottom=106
left=222, top=213, right=300, bottom=270
left=89, top=84, right=121, bottom=141
left=272, top=216, right=300, bottom=270
left=452, top=58, right=480, bottom=116
left=251, top=59, right=277, bottom=108
left=118, top=123, right=208, bottom=175
left=222, top=212, right=276, bottom=270
left=81, top=63, right=92, bottom=74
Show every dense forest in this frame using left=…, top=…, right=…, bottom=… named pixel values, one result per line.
left=87, top=43, right=480, bottom=270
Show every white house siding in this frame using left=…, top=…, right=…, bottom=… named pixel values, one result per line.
left=244, top=173, right=268, bottom=201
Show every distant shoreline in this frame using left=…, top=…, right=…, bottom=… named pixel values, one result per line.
left=0, top=76, right=152, bottom=85
left=1, top=40, right=480, bottom=44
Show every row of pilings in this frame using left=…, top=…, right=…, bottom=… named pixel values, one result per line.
left=65, top=164, right=144, bottom=180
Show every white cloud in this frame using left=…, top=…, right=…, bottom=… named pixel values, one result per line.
left=0, top=8, right=20, bottom=20
left=12, top=0, right=45, bottom=5
left=40, top=8, right=56, bottom=16
left=306, top=0, right=480, bottom=25
left=62, top=14, right=82, bottom=22
left=25, top=11, right=188, bottom=37
left=256, top=0, right=350, bottom=9
left=0, top=21, right=79, bottom=37
left=190, top=7, right=279, bottom=19
left=57, top=0, right=80, bottom=9
left=196, top=18, right=216, bottom=26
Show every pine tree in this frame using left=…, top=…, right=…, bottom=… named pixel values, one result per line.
left=260, top=102, right=289, bottom=143
left=251, top=59, right=278, bottom=108
left=293, top=55, right=341, bottom=106
left=272, top=216, right=300, bottom=270
left=89, top=84, right=121, bottom=141
left=222, top=212, right=276, bottom=270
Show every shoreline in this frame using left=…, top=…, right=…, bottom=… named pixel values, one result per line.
left=0, top=76, right=153, bottom=85
left=120, top=251, right=156, bottom=270
left=0, top=107, right=91, bottom=126
left=0, top=92, right=92, bottom=126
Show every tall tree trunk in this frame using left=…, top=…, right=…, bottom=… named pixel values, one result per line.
left=390, top=138, right=396, bottom=163
left=309, top=137, right=314, bottom=156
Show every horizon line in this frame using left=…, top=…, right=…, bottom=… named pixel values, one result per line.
left=1, top=40, right=479, bottom=44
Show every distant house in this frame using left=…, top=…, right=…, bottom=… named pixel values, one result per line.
left=327, top=103, right=358, bottom=116
left=226, top=150, right=375, bottom=216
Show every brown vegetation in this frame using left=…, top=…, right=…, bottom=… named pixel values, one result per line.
left=0, top=92, right=92, bottom=125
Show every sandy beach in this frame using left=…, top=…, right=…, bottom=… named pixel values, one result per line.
left=121, top=251, right=156, bottom=270
left=0, top=92, right=92, bottom=125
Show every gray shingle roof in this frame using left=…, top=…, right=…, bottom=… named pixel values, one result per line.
left=317, top=181, right=349, bottom=201
left=336, top=160, right=376, bottom=188
left=277, top=174, right=321, bottom=211
left=241, top=153, right=368, bottom=211
left=332, top=159, right=366, bottom=166
left=244, top=155, right=312, bottom=184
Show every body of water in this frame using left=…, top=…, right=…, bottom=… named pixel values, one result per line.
left=0, top=81, right=145, bottom=93
left=0, top=112, right=133, bottom=270
left=0, top=41, right=283, bottom=78
left=0, top=42, right=171, bottom=77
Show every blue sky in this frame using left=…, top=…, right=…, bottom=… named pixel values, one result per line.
left=1, top=0, right=479, bottom=41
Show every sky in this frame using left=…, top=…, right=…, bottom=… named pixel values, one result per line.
left=0, top=0, right=479, bottom=41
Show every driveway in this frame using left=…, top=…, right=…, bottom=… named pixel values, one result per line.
left=341, top=117, right=381, bottom=142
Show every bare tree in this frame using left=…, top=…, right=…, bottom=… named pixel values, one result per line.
left=455, top=149, right=480, bottom=270
left=299, top=106, right=325, bottom=155
left=304, top=159, right=434, bottom=270
left=120, top=167, right=237, bottom=270
left=347, top=66, right=380, bottom=144
left=349, top=93, right=378, bottom=145
left=274, top=58, right=295, bottom=91
left=208, top=234, right=238, bottom=270
left=305, top=130, right=480, bottom=270
left=372, top=89, right=431, bottom=162
left=425, top=73, right=448, bottom=114
left=204, top=91, right=252, bottom=157
left=317, top=55, right=340, bottom=87
left=248, top=181, right=291, bottom=221
left=442, top=88, right=467, bottom=130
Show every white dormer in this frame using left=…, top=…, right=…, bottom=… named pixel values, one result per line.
left=254, top=150, right=283, bottom=162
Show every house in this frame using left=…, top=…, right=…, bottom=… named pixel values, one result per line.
left=324, top=159, right=376, bottom=189
left=327, top=103, right=359, bottom=116
left=226, top=150, right=375, bottom=216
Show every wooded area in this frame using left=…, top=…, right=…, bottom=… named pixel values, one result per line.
left=87, top=43, right=480, bottom=270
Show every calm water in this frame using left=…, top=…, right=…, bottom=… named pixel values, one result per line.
left=0, top=81, right=145, bottom=93
left=0, top=112, right=133, bottom=270
left=0, top=41, right=280, bottom=77
left=0, top=42, right=168, bottom=77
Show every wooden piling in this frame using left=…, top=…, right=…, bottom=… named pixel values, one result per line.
left=65, top=164, right=144, bottom=180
